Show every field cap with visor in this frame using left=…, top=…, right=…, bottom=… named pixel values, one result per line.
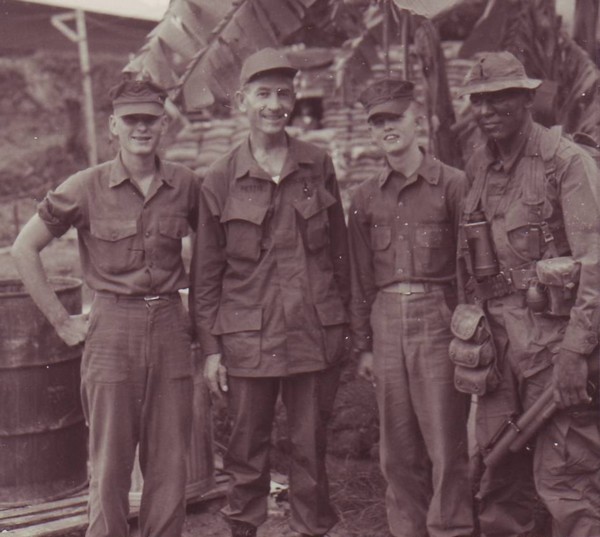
left=112, top=80, right=166, bottom=117
left=358, top=78, right=415, bottom=121
left=458, top=51, right=542, bottom=97
left=240, top=47, right=298, bottom=86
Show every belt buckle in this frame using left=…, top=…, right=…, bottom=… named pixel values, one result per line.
left=143, top=295, right=161, bottom=302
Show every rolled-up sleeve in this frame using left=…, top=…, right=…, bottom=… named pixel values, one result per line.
left=37, top=173, right=86, bottom=237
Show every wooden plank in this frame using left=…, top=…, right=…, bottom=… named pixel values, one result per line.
left=0, top=494, right=87, bottom=520
left=1, top=472, right=227, bottom=537
left=0, top=505, right=86, bottom=530
left=9, top=514, right=88, bottom=537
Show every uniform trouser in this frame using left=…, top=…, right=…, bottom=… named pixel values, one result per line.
left=476, top=295, right=600, bottom=537
left=370, top=289, right=474, bottom=537
left=222, top=366, right=340, bottom=535
left=81, top=293, right=193, bottom=537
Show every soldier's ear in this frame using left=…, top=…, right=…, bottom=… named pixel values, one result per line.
left=235, top=89, right=247, bottom=113
left=108, top=115, right=118, bottom=136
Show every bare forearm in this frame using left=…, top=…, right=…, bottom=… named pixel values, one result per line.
left=12, top=241, right=70, bottom=329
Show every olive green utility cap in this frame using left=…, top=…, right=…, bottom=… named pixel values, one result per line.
left=240, top=48, right=298, bottom=86
left=458, top=51, right=542, bottom=97
left=358, top=78, right=414, bottom=120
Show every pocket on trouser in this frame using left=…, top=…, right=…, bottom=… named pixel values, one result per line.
left=535, top=410, right=600, bottom=533
left=166, top=303, right=194, bottom=379
left=82, top=306, right=129, bottom=383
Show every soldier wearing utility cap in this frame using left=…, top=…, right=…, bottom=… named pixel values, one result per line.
left=347, top=77, right=474, bottom=537
left=454, top=51, right=600, bottom=536
left=192, top=47, right=350, bottom=537
left=12, top=79, right=198, bottom=537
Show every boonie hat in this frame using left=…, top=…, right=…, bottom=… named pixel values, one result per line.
left=458, top=51, right=542, bottom=97
left=240, top=48, right=298, bottom=86
left=358, top=78, right=414, bottom=120
left=112, top=80, right=166, bottom=117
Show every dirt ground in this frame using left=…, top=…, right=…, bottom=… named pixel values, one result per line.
left=0, top=239, right=392, bottom=537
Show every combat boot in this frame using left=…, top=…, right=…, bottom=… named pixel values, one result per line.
left=228, top=519, right=257, bottom=537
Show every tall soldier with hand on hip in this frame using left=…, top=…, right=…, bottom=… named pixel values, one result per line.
left=455, top=51, right=600, bottom=536
left=12, top=79, right=198, bottom=537
left=348, top=78, right=474, bottom=537
left=193, top=48, right=350, bottom=537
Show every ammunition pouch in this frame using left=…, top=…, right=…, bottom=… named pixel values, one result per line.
left=535, top=256, right=580, bottom=317
left=465, top=264, right=538, bottom=304
left=449, top=304, right=500, bottom=395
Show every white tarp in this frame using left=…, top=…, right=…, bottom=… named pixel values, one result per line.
left=19, top=0, right=169, bottom=20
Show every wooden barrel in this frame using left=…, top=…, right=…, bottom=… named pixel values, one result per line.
left=129, top=292, right=215, bottom=506
left=0, top=277, right=87, bottom=506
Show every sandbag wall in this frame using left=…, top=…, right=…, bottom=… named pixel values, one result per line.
left=163, top=43, right=475, bottom=200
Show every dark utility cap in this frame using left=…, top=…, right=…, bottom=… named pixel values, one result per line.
left=458, top=51, right=542, bottom=97
left=240, top=48, right=298, bottom=86
left=112, top=80, right=166, bottom=117
left=358, top=78, right=414, bottom=120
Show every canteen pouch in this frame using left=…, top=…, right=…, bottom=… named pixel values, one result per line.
left=449, top=304, right=500, bottom=395
left=535, top=256, right=580, bottom=317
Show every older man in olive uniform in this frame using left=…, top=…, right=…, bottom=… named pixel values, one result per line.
left=348, top=78, right=474, bottom=537
left=193, top=48, right=350, bottom=537
left=456, top=52, right=600, bottom=536
left=12, top=80, right=197, bottom=537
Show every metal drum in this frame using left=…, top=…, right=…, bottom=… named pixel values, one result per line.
left=0, top=277, right=87, bottom=506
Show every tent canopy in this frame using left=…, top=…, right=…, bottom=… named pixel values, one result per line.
left=19, top=0, right=169, bottom=21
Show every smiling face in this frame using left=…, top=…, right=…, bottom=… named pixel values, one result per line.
left=368, top=103, right=419, bottom=157
left=237, top=73, right=295, bottom=137
left=109, top=113, right=166, bottom=157
left=469, top=88, right=534, bottom=142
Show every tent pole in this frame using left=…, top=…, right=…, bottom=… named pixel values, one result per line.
left=51, top=10, right=98, bottom=166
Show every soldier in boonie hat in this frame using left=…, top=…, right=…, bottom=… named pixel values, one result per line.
left=458, top=51, right=542, bottom=97
left=110, top=79, right=167, bottom=117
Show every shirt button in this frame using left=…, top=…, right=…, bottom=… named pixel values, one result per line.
left=398, top=234, right=405, bottom=240
left=145, top=231, right=151, bottom=238
left=397, top=268, right=404, bottom=273
left=398, top=201, right=404, bottom=207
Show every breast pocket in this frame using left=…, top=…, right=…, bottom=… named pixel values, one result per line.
left=90, top=219, right=139, bottom=274
left=221, top=197, right=269, bottom=262
left=413, top=223, right=453, bottom=276
left=156, top=216, right=189, bottom=270
left=505, top=201, right=552, bottom=262
left=293, top=187, right=337, bottom=252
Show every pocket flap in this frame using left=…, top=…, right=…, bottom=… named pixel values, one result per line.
left=91, top=219, right=137, bottom=241
left=221, top=196, right=269, bottom=226
left=212, top=306, right=262, bottom=335
left=293, top=188, right=336, bottom=220
left=451, top=303, right=486, bottom=341
left=314, top=298, right=349, bottom=327
left=159, top=216, right=189, bottom=239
